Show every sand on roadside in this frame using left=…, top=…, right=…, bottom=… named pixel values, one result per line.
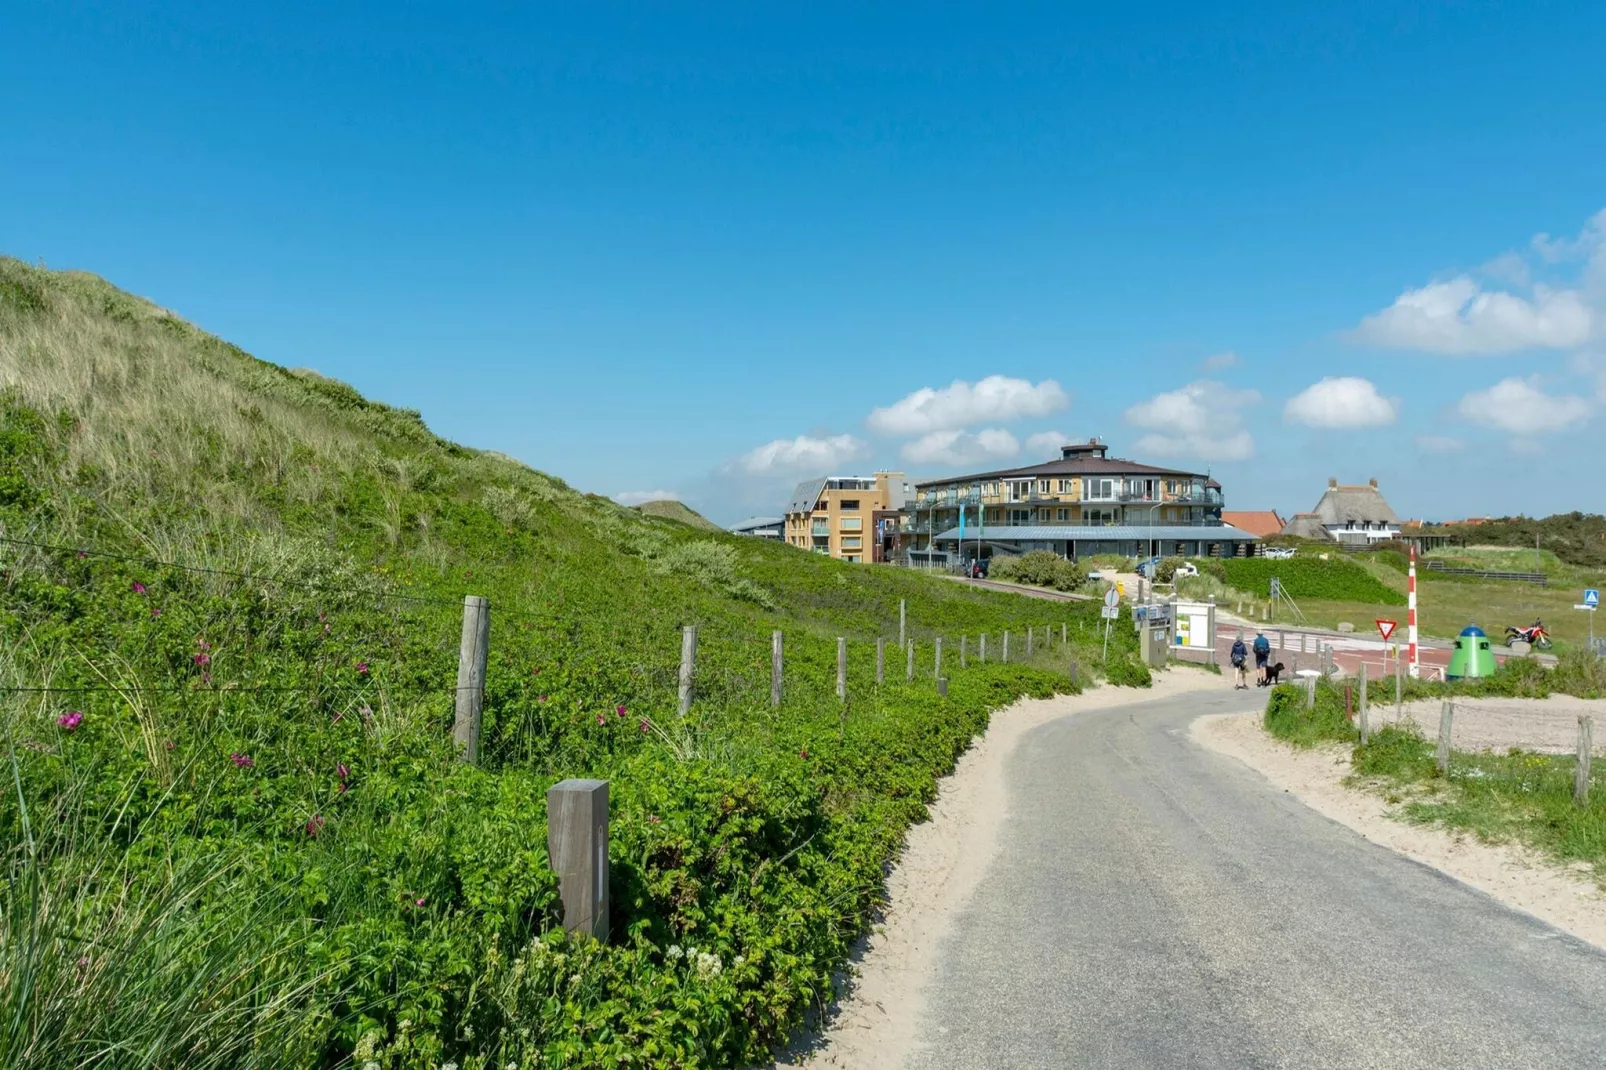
left=1376, top=694, right=1606, bottom=754
left=1193, top=711, right=1606, bottom=952
left=776, top=669, right=1224, bottom=1069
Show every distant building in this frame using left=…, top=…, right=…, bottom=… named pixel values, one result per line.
left=1220, top=510, right=1286, bottom=539
left=1280, top=478, right=1402, bottom=545
left=729, top=516, right=784, bottom=539
left=785, top=472, right=909, bottom=563
left=903, top=438, right=1257, bottom=564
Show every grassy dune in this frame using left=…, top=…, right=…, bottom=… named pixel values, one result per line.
left=0, top=259, right=1133, bottom=1068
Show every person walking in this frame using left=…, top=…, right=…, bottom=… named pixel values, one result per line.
left=1252, top=630, right=1272, bottom=685
left=1230, top=635, right=1249, bottom=689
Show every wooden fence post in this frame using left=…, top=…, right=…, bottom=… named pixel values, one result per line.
left=980, top=633, right=988, bottom=663
left=1358, top=662, right=1369, bottom=745
left=876, top=637, right=887, bottom=685
left=1003, top=630, right=1011, bottom=664
left=771, top=631, right=784, bottom=708
left=906, top=639, right=915, bottom=682
left=546, top=778, right=609, bottom=941
left=899, top=599, right=907, bottom=651
left=934, top=636, right=943, bottom=678
left=1437, top=701, right=1453, bottom=775
left=1069, top=659, right=1078, bottom=687
left=1577, top=716, right=1594, bottom=805
left=678, top=625, right=697, bottom=717
left=837, top=637, right=847, bottom=701
left=1026, top=627, right=1034, bottom=657
left=960, top=635, right=968, bottom=669
left=454, top=595, right=490, bottom=764
left=1061, top=622, right=1067, bottom=646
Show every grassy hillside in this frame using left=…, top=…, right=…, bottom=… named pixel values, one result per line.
left=0, top=259, right=1130, bottom=1069
left=634, top=498, right=723, bottom=532
left=1423, top=514, right=1606, bottom=570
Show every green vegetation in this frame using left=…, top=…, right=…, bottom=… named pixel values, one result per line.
left=988, top=549, right=1086, bottom=593
left=1215, top=556, right=1406, bottom=606
left=1421, top=514, right=1606, bottom=570
left=1263, top=665, right=1606, bottom=873
left=0, top=258, right=1144, bottom=1068
left=634, top=498, right=723, bottom=532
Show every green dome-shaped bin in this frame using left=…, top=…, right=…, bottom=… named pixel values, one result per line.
left=1446, top=624, right=1498, bottom=681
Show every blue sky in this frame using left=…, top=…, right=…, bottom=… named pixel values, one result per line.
left=5, top=1, right=1605, bottom=525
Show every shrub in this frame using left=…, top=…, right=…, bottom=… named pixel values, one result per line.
left=990, top=550, right=1084, bottom=592
left=1220, top=557, right=1405, bottom=605
left=1104, top=655, right=1152, bottom=688
left=1154, top=556, right=1186, bottom=583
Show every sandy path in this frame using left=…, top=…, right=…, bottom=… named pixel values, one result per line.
left=1193, top=711, right=1606, bottom=952
left=1379, top=694, right=1606, bottom=754
left=776, top=669, right=1224, bottom=1068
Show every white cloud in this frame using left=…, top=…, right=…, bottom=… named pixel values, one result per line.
left=1350, top=276, right=1594, bottom=354
left=730, top=433, right=872, bottom=475
left=1283, top=376, right=1399, bottom=429
left=900, top=427, right=1021, bottom=466
left=1414, top=435, right=1466, bottom=454
left=1456, top=377, right=1592, bottom=435
left=614, top=489, right=677, bottom=506
left=1200, top=351, right=1240, bottom=371
left=1024, top=430, right=1072, bottom=456
left=1571, top=351, right=1606, bottom=401
left=1123, top=380, right=1260, bottom=462
left=867, top=376, right=1068, bottom=435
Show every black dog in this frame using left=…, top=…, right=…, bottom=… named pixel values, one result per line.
left=1259, top=661, right=1285, bottom=687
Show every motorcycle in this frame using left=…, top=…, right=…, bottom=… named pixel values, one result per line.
left=1505, top=620, right=1553, bottom=649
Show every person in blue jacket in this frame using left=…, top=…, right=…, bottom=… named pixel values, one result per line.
left=1230, top=635, right=1249, bottom=689
left=1253, top=631, right=1272, bottom=684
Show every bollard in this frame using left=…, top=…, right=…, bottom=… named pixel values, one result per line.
left=771, top=630, right=784, bottom=708
left=454, top=595, right=490, bottom=764
left=547, top=779, right=609, bottom=941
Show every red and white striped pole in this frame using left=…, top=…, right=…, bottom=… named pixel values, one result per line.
left=1407, top=544, right=1420, bottom=678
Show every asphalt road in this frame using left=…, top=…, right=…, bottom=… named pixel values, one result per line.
left=906, top=688, right=1606, bottom=1069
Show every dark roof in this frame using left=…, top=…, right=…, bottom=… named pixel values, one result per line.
left=787, top=478, right=827, bottom=516
left=914, top=454, right=1206, bottom=490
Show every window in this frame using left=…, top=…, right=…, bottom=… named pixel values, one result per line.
left=1083, top=478, right=1114, bottom=500
left=840, top=499, right=860, bottom=511
left=844, top=554, right=861, bottom=563
left=1009, top=508, right=1032, bottom=525
left=1057, top=479, right=1073, bottom=493
left=841, top=536, right=863, bottom=550
left=1084, top=507, right=1116, bottom=525
left=1037, top=480, right=1050, bottom=494
left=1057, top=508, right=1069, bottom=521
left=840, top=517, right=862, bottom=532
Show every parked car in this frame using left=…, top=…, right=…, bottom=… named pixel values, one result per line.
left=1262, top=546, right=1296, bottom=560
left=1135, top=556, right=1162, bottom=578
left=1173, top=562, right=1199, bottom=578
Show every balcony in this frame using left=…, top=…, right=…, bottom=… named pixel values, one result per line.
left=810, top=522, right=829, bottom=536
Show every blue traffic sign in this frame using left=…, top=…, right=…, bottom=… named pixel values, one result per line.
left=1586, top=588, right=1600, bottom=608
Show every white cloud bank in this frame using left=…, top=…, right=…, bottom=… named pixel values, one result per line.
left=1024, top=430, right=1072, bottom=456
left=1123, top=380, right=1260, bottom=462
left=614, top=489, right=678, bottom=506
left=867, top=376, right=1068, bottom=435
left=730, top=433, right=872, bottom=475
left=1283, top=376, right=1399, bottom=429
left=900, top=428, right=1020, bottom=466
left=1456, top=377, right=1592, bottom=435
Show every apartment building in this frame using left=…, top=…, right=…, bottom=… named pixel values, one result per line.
left=905, top=439, right=1257, bottom=564
left=785, top=472, right=908, bottom=563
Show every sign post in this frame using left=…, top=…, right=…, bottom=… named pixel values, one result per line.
left=1579, top=589, right=1599, bottom=649
left=1375, top=619, right=1397, bottom=643
left=1102, top=587, right=1120, bottom=662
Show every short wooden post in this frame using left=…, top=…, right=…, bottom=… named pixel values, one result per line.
left=678, top=625, right=698, bottom=717
left=899, top=599, right=907, bottom=651
left=454, top=595, right=490, bottom=764
left=1061, top=622, right=1067, bottom=646
left=1027, top=627, right=1034, bottom=657
left=771, top=630, right=784, bottom=708
left=980, top=633, right=988, bottom=663
left=1069, top=659, right=1078, bottom=686
left=833, top=637, right=846, bottom=701
left=1437, top=701, right=1453, bottom=775
left=937, top=677, right=949, bottom=697
left=546, top=778, right=609, bottom=941
left=906, top=639, right=915, bottom=682
left=1576, top=716, right=1594, bottom=805
left=1358, top=662, right=1370, bottom=745
left=1003, top=630, right=1011, bottom=664
left=960, top=635, right=968, bottom=668
left=934, top=636, right=943, bottom=678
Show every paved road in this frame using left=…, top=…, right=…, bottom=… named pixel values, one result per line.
left=907, top=689, right=1606, bottom=1069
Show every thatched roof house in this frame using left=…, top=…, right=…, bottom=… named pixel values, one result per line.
left=1281, top=478, right=1402, bottom=545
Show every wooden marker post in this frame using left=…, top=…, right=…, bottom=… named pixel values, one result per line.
left=960, top=635, right=968, bottom=668
left=1437, top=701, right=1453, bottom=775
left=899, top=599, right=907, bottom=651
left=934, top=636, right=943, bottom=678
left=1027, top=628, right=1034, bottom=657
left=906, top=639, right=915, bottom=682
left=1003, top=630, right=1011, bottom=664
left=876, top=638, right=886, bottom=685
left=678, top=625, right=698, bottom=718
left=1577, top=716, right=1594, bottom=805
left=454, top=595, right=490, bottom=764
left=836, top=637, right=847, bottom=701
left=980, top=633, right=988, bottom=663
left=1061, top=622, right=1067, bottom=646
left=771, top=631, right=784, bottom=708
left=546, top=778, right=609, bottom=941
